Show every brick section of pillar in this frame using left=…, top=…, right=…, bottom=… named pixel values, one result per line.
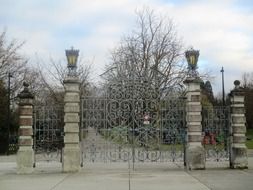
left=229, top=81, right=248, bottom=169
left=16, top=83, right=34, bottom=174
left=184, top=77, right=205, bottom=170
left=62, top=76, right=81, bottom=172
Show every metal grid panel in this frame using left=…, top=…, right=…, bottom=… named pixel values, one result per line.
left=33, top=105, right=64, bottom=162
left=81, top=80, right=186, bottom=164
left=202, top=106, right=230, bottom=161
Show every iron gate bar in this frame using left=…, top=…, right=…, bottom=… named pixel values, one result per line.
left=33, top=105, right=64, bottom=164
left=81, top=79, right=187, bottom=164
left=202, top=106, right=230, bottom=162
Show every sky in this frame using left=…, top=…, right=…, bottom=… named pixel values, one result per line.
left=0, top=0, right=253, bottom=95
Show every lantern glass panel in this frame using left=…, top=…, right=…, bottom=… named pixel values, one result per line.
left=68, top=55, right=77, bottom=66
left=189, top=54, right=196, bottom=65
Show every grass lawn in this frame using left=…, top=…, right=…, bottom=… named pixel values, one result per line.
left=246, top=128, right=253, bottom=149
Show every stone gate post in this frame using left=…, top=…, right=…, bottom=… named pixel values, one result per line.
left=17, top=82, right=34, bottom=174
left=63, top=76, right=81, bottom=172
left=184, top=77, right=205, bottom=170
left=229, top=80, right=248, bottom=169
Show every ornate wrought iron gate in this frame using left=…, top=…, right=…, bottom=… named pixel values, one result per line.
left=80, top=80, right=186, bottom=164
left=33, top=105, right=64, bottom=163
left=202, top=106, right=231, bottom=162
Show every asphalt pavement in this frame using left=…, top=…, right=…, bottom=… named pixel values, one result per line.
left=0, top=153, right=253, bottom=190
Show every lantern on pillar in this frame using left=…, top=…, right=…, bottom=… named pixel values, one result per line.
left=185, top=47, right=199, bottom=77
left=65, top=47, right=79, bottom=76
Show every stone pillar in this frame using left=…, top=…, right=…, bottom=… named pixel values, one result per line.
left=16, top=82, right=34, bottom=174
left=230, top=80, right=248, bottom=169
left=63, top=76, right=80, bottom=172
left=184, top=77, right=205, bottom=170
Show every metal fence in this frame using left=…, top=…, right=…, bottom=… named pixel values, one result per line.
left=80, top=80, right=186, bottom=164
left=202, top=106, right=231, bottom=162
left=33, top=105, right=64, bottom=163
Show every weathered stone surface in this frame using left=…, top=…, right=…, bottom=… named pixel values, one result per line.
left=186, top=104, right=201, bottom=112
left=17, top=83, right=34, bottom=174
left=63, top=76, right=81, bottom=173
left=19, top=118, right=33, bottom=126
left=187, top=125, right=202, bottom=132
left=186, top=102, right=201, bottom=106
left=64, top=143, right=80, bottom=149
left=64, top=76, right=79, bottom=83
left=62, top=147, right=80, bottom=172
left=188, top=134, right=202, bottom=142
left=19, top=107, right=33, bottom=115
left=187, top=83, right=201, bottom=92
left=64, top=93, right=80, bottom=103
left=187, top=114, right=202, bottom=122
left=19, top=98, right=34, bottom=106
left=184, top=77, right=204, bottom=170
left=64, top=104, right=80, bottom=113
left=19, top=138, right=33, bottom=146
left=232, top=125, right=246, bottom=134
left=64, top=123, right=79, bottom=133
left=65, top=102, right=80, bottom=107
left=187, top=112, right=201, bottom=116
left=232, top=116, right=246, bottom=124
left=19, top=128, right=33, bottom=136
left=17, top=148, right=34, bottom=174
left=187, top=121, right=201, bottom=126
left=231, top=146, right=248, bottom=169
left=230, top=84, right=247, bottom=169
left=233, top=135, right=246, bottom=143
left=186, top=145, right=205, bottom=170
left=230, top=104, right=244, bottom=108
left=64, top=84, right=79, bottom=92
left=64, top=133, right=79, bottom=143
left=231, top=95, right=244, bottom=103
left=231, top=107, right=245, bottom=114
left=64, top=113, right=79, bottom=123
left=191, top=95, right=200, bottom=102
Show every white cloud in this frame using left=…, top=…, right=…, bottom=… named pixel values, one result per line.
left=158, top=0, right=253, bottom=92
left=1, top=0, right=253, bottom=94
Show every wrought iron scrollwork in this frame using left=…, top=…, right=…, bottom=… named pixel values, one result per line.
left=33, top=105, right=64, bottom=162
left=81, top=79, right=186, bottom=163
left=202, top=106, right=230, bottom=161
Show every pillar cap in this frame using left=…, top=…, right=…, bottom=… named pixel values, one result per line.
left=18, top=82, right=34, bottom=99
left=183, top=77, right=202, bottom=84
left=229, top=80, right=244, bottom=96
left=63, top=76, right=80, bottom=84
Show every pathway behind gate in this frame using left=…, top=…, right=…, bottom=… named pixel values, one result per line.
left=1, top=154, right=253, bottom=190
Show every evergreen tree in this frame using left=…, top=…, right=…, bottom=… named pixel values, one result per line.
left=200, top=80, right=215, bottom=107
left=0, top=80, right=8, bottom=154
left=203, top=81, right=214, bottom=103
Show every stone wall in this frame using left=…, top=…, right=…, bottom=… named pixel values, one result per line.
left=230, top=81, right=248, bottom=169
left=184, top=77, right=205, bottom=170
left=16, top=83, right=34, bottom=174
left=62, top=76, right=81, bottom=172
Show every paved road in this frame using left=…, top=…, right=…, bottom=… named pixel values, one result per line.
left=81, top=127, right=187, bottom=163
left=0, top=155, right=253, bottom=190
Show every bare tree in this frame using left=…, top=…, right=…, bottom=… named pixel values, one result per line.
left=0, top=29, right=28, bottom=97
left=0, top=30, right=29, bottom=151
left=21, top=66, right=56, bottom=105
left=242, top=72, right=253, bottom=89
left=103, top=8, right=186, bottom=95
left=32, top=55, right=91, bottom=105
